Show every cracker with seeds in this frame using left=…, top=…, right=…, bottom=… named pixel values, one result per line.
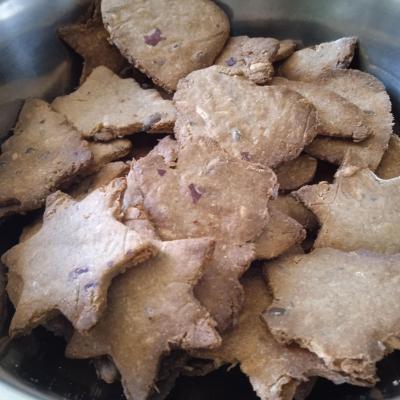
left=2, top=178, right=156, bottom=335
left=66, top=238, right=220, bottom=400
left=0, top=99, right=92, bottom=218
left=52, top=66, right=175, bottom=141
left=279, top=37, right=357, bottom=81
left=174, top=66, right=319, bottom=167
left=215, top=36, right=279, bottom=84
left=305, top=69, right=393, bottom=170
left=263, top=248, right=400, bottom=383
left=101, top=0, right=229, bottom=92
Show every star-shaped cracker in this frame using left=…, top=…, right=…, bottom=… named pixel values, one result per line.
left=279, top=37, right=357, bottom=81
left=101, top=0, right=229, bottom=92
left=66, top=238, right=221, bottom=400
left=263, top=248, right=400, bottom=383
left=274, top=154, right=317, bottom=191
left=193, top=273, right=359, bottom=400
left=174, top=66, right=318, bottom=167
left=376, top=134, right=400, bottom=179
left=0, top=99, right=92, bottom=218
left=58, top=8, right=129, bottom=84
left=294, top=167, right=400, bottom=254
left=254, top=204, right=306, bottom=260
left=52, top=66, right=176, bottom=141
left=214, top=36, right=279, bottom=84
left=305, top=69, right=393, bottom=170
left=131, top=136, right=277, bottom=329
left=2, top=178, right=157, bottom=336
left=273, top=77, right=372, bottom=142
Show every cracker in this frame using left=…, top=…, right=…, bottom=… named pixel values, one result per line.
left=66, top=238, right=221, bottom=400
left=0, top=99, right=92, bottom=218
left=279, top=37, right=357, bottom=81
left=273, top=77, right=372, bottom=142
left=254, top=204, right=306, bottom=260
left=215, top=36, right=279, bottom=84
left=263, top=248, right=400, bottom=383
left=270, top=195, right=318, bottom=232
left=193, top=273, right=356, bottom=400
left=86, top=139, right=132, bottom=174
left=101, top=0, right=230, bottom=92
left=2, top=178, right=156, bottom=336
left=52, top=66, right=175, bottom=141
left=174, top=66, right=319, bottom=167
left=294, top=167, right=400, bottom=254
left=273, top=39, right=298, bottom=62
left=58, top=6, right=129, bottom=84
left=305, top=69, right=393, bottom=170
left=376, top=134, right=400, bottom=179
left=274, top=154, right=317, bottom=191
left=131, top=136, right=277, bottom=329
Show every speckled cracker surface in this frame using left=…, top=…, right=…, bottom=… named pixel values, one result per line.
left=215, top=36, right=279, bottom=84
left=101, top=0, right=230, bottom=92
left=0, top=99, right=92, bottom=218
left=376, top=134, right=400, bottom=179
left=174, top=66, right=318, bottom=167
left=273, top=78, right=371, bottom=142
left=130, top=136, right=277, bottom=329
left=279, top=37, right=357, bottom=81
left=274, top=154, right=317, bottom=191
left=58, top=3, right=128, bottom=84
left=263, top=248, right=400, bottom=383
left=194, top=273, right=353, bottom=400
left=66, top=238, right=220, bottom=400
left=294, top=167, right=400, bottom=254
left=305, top=69, right=393, bottom=170
left=2, top=178, right=156, bottom=335
left=52, top=66, right=175, bottom=140
left=254, top=205, right=306, bottom=260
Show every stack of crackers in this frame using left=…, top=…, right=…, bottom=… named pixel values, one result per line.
left=0, top=1, right=399, bottom=399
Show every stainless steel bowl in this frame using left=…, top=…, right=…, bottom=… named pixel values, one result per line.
left=0, top=0, right=400, bottom=399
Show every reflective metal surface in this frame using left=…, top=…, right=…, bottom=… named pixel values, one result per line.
left=0, top=0, right=400, bottom=399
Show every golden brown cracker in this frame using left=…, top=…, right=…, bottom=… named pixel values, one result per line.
left=174, top=66, right=319, bottom=167
left=263, top=248, right=400, bottom=383
left=294, top=167, right=400, bottom=254
left=101, top=0, right=230, bottom=92
left=274, top=154, right=317, bottom=191
left=376, top=134, right=400, bottom=179
left=66, top=238, right=221, bottom=400
left=2, top=178, right=156, bottom=335
left=215, top=36, right=279, bottom=84
left=272, top=77, right=372, bottom=142
left=193, top=273, right=357, bottom=400
left=279, top=37, right=357, bottom=81
left=0, top=99, right=92, bottom=218
left=305, top=69, right=393, bottom=170
left=52, top=66, right=175, bottom=140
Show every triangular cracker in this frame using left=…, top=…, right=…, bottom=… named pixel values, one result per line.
left=376, top=134, right=400, bottom=179
left=174, top=66, right=319, bottom=167
left=274, top=154, right=317, bottom=191
left=101, top=0, right=229, bottom=92
left=279, top=37, right=357, bottom=81
left=273, top=77, right=372, bottom=142
left=52, top=66, right=175, bottom=140
left=305, top=69, right=393, bottom=170
left=2, top=178, right=156, bottom=335
left=193, top=273, right=357, bottom=400
left=66, top=238, right=221, bottom=400
left=263, top=248, right=400, bottom=383
left=0, top=99, right=92, bottom=218
left=294, top=167, right=400, bottom=253
left=215, top=36, right=279, bottom=84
